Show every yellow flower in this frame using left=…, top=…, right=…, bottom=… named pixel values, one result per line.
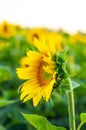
left=46, top=31, right=62, bottom=52
left=26, top=28, right=48, bottom=45
left=13, top=24, right=26, bottom=36
left=16, top=37, right=62, bottom=106
left=78, top=34, right=86, bottom=44
left=70, top=32, right=86, bottom=45
left=0, top=21, right=16, bottom=38
left=70, top=32, right=82, bottom=44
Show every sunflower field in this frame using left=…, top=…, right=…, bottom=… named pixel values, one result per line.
left=0, top=21, right=86, bottom=130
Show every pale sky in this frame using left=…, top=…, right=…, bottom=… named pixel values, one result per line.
left=0, top=0, right=86, bottom=33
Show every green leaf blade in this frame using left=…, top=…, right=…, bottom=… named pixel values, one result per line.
left=77, top=113, right=86, bottom=130
left=0, top=125, right=7, bottom=130
left=0, top=99, right=18, bottom=107
left=0, top=65, right=12, bottom=82
left=22, top=113, right=66, bottom=130
left=80, top=113, right=86, bottom=123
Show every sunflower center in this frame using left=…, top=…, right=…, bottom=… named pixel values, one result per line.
left=33, top=34, right=39, bottom=39
left=3, top=25, right=8, bottom=33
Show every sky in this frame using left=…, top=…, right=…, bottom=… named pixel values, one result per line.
left=0, top=0, right=86, bottom=34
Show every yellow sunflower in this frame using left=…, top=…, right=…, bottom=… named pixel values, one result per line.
left=25, top=28, right=48, bottom=45
left=70, top=32, right=82, bottom=44
left=46, top=31, right=62, bottom=52
left=0, top=21, right=16, bottom=38
left=12, top=24, right=26, bottom=36
left=81, top=35, right=86, bottom=44
left=16, top=37, right=62, bottom=106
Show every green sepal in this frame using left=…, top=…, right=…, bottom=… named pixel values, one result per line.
left=71, top=80, right=80, bottom=90
left=53, top=47, right=69, bottom=89
left=60, top=78, right=80, bottom=92
left=59, top=47, right=68, bottom=55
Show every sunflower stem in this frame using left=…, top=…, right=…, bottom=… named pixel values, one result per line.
left=67, top=78, right=76, bottom=130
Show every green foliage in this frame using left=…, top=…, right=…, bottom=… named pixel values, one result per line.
left=0, top=65, right=12, bottom=82
left=22, top=113, right=66, bottom=130
left=77, top=113, right=86, bottom=130
left=53, top=48, right=80, bottom=92
left=53, top=48, right=69, bottom=89
left=0, top=125, right=7, bottom=130
left=0, top=99, right=18, bottom=107
left=80, top=113, right=86, bottom=123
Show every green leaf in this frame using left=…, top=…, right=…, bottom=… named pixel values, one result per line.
left=0, top=125, right=7, bottom=130
left=80, top=113, right=86, bottom=123
left=77, top=113, right=86, bottom=130
left=22, top=113, right=66, bottom=130
left=0, top=99, right=18, bottom=107
left=0, top=65, right=12, bottom=82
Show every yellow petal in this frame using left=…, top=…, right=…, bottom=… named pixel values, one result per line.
left=16, top=68, right=29, bottom=79
left=23, top=94, right=33, bottom=102
left=20, top=91, right=28, bottom=100
left=43, top=65, right=53, bottom=74
left=20, top=85, right=39, bottom=101
left=21, top=83, right=40, bottom=94
left=34, top=37, right=50, bottom=56
left=27, top=51, right=42, bottom=66
left=33, top=90, right=43, bottom=107
left=20, top=56, right=29, bottom=67
left=44, top=78, right=55, bottom=101
left=16, top=67, right=33, bottom=79
left=27, top=50, right=42, bottom=60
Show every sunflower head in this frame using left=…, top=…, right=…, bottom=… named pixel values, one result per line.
left=16, top=36, right=67, bottom=107
left=0, top=21, right=16, bottom=38
left=26, top=28, right=48, bottom=45
left=46, top=31, right=62, bottom=52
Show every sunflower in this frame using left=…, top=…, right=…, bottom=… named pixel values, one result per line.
left=70, top=32, right=82, bottom=44
left=12, top=24, right=26, bottom=36
left=0, top=21, right=16, bottom=38
left=25, top=28, right=48, bottom=45
left=46, top=31, right=62, bottom=52
left=16, top=37, right=62, bottom=106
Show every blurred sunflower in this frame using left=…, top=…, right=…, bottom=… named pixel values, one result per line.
left=78, top=34, right=86, bottom=44
left=46, top=31, right=62, bottom=52
left=16, top=36, right=62, bottom=106
left=0, top=21, right=16, bottom=38
left=25, top=28, right=48, bottom=45
left=13, top=24, right=26, bottom=36
left=70, top=32, right=82, bottom=44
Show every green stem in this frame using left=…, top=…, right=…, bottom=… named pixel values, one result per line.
left=77, top=122, right=84, bottom=130
left=67, top=78, right=76, bottom=130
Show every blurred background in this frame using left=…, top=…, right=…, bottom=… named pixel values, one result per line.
left=0, top=0, right=86, bottom=130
